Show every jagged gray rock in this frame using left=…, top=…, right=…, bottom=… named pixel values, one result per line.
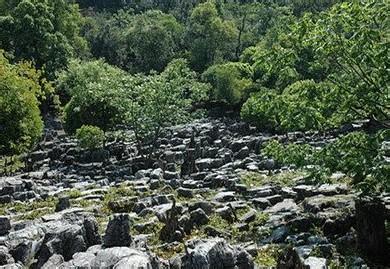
left=103, top=214, right=132, bottom=248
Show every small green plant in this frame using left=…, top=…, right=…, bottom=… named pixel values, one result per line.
left=65, top=189, right=82, bottom=199
left=76, top=125, right=105, bottom=150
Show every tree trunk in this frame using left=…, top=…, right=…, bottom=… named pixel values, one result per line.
left=355, top=197, right=388, bottom=264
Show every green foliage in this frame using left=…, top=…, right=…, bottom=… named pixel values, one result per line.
left=318, top=132, right=381, bottom=186
left=76, top=125, right=105, bottom=150
left=0, top=196, right=57, bottom=220
left=202, top=62, right=252, bottom=105
left=187, top=1, right=238, bottom=71
left=0, top=0, right=87, bottom=79
left=0, top=51, right=52, bottom=155
left=262, top=131, right=389, bottom=194
left=0, top=155, right=24, bottom=175
left=84, top=9, right=183, bottom=73
left=124, top=10, right=184, bottom=73
left=263, top=140, right=315, bottom=167
left=242, top=80, right=350, bottom=132
left=307, top=1, right=390, bottom=124
left=61, top=60, right=134, bottom=133
left=125, top=59, right=209, bottom=148
left=225, top=3, right=293, bottom=58
left=254, top=245, right=282, bottom=267
left=57, top=59, right=122, bottom=102
left=61, top=58, right=209, bottom=147
left=241, top=1, right=389, bottom=130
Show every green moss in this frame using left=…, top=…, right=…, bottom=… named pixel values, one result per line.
left=208, top=214, right=231, bottom=230
left=66, top=189, right=83, bottom=199
left=254, top=245, right=281, bottom=267
left=73, top=199, right=95, bottom=208
left=206, top=211, right=270, bottom=243
left=4, top=197, right=59, bottom=220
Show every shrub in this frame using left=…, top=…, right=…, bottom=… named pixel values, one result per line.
left=76, top=125, right=105, bottom=150
left=57, top=59, right=124, bottom=103
left=62, top=59, right=209, bottom=151
left=318, top=132, right=379, bottom=182
left=241, top=90, right=283, bottom=131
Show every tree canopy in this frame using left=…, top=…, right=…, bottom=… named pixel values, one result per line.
left=0, top=51, right=51, bottom=155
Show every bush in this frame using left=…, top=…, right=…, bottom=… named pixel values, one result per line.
left=318, top=132, right=378, bottom=182
left=76, top=125, right=105, bottom=150
left=0, top=51, right=51, bottom=155
left=202, top=62, right=253, bottom=105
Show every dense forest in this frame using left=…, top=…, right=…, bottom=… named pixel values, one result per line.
left=0, top=0, right=389, bottom=268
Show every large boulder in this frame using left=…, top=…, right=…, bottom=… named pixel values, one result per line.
left=7, top=212, right=100, bottom=267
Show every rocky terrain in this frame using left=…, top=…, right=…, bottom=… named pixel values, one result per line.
left=0, top=116, right=389, bottom=268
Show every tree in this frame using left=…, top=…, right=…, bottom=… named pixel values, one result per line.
left=202, top=62, right=253, bottom=105
left=84, top=9, right=184, bottom=73
left=186, top=1, right=238, bottom=71
left=225, top=2, right=293, bottom=59
left=125, top=59, right=210, bottom=150
left=57, top=59, right=124, bottom=103
left=61, top=59, right=210, bottom=142
left=241, top=80, right=349, bottom=132
left=240, top=1, right=389, bottom=131
left=306, top=1, right=390, bottom=126
left=0, top=51, right=52, bottom=155
left=82, top=10, right=131, bottom=70
left=0, top=0, right=87, bottom=79
left=60, top=60, right=134, bottom=133
left=124, top=10, right=184, bottom=73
